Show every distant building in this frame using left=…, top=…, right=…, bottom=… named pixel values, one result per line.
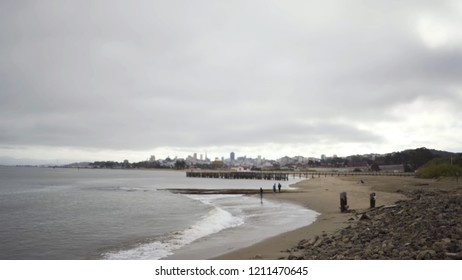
left=211, top=160, right=224, bottom=168
left=230, top=152, right=235, bottom=161
left=379, top=164, right=404, bottom=173
left=256, top=155, right=262, bottom=166
left=232, top=166, right=251, bottom=172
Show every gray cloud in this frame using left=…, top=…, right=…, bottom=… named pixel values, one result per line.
left=1, top=0, right=461, bottom=161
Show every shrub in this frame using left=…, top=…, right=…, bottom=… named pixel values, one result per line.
left=416, top=156, right=462, bottom=179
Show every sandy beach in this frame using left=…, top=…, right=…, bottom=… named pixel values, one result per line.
left=213, top=175, right=461, bottom=260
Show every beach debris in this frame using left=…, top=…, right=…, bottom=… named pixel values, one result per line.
left=313, top=237, right=324, bottom=248
left=309, top=236, right=319, bottom=246
left=358, top=213, right=371, bottom=221
left=288, top=254, right=299, bottom=260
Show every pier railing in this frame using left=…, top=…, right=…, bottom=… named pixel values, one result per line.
left=186, top=170, right=415, bottom=180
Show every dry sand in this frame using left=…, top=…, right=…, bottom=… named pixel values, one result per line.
left=213, top=175, right=443, bottom=260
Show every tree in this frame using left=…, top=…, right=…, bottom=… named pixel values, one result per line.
left=409, top=147, right=436, bottom=169
left=174, top=160, right=187, bottom=170
left=370, top=162, right=380, bottom=172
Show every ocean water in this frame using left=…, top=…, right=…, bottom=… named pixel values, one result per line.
left=0, top=166, right=318, bottom=260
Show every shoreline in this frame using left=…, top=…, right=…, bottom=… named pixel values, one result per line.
left=161, top=182, right=315, bottom=260
left=212, top=175, right=441, bottom=260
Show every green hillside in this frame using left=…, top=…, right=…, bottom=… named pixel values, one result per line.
left=416, top=156, right=462, bottom=179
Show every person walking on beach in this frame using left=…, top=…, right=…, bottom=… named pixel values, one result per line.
left=260, top=187, right=263, bottom=203
left=273, top=183, right=277, bottom=193
left=278, top=182, right=282, bottom=193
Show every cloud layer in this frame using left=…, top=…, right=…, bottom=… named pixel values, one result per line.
left=1, top=0, right=462, bottom=162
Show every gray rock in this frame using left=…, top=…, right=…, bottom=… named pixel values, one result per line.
left=416, top=250, right=436, bottom=260
left=288, top=254, right=300, bottom=260
left=289, top=190, right=462, bottom=260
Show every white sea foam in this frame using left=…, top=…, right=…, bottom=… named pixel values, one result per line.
left=104, top=200, right=244, bottom=260
left=157, top=194, right=320, bottom=259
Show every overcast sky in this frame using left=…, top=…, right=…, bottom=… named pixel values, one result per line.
left=1, top=0, right=462, bottom=164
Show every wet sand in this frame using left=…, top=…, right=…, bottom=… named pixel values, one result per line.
left=213, top=175, right=441, bottom=260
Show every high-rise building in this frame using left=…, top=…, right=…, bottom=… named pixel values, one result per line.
left=256, top=155, right=262, bottom=166
left=230, top=152, right=235, bottom=161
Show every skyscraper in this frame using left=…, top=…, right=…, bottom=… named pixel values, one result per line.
left=230, top=152, right=235, bottom=161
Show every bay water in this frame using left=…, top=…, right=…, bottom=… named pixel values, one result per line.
left=0, top=166, right=318, bottom=260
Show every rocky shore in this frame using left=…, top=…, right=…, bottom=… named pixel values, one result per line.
left=288, top=189, right=462, bottom=260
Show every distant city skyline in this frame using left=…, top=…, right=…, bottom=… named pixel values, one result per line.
left=0, top=147, right=356, bottom=166
left=2, top=146, right=459, bottom=167
left=0, top=146, right=423, bottom=166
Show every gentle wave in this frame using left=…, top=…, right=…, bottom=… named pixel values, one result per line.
left=158, top=194, right=320, bottom=259
left=104, top=201, right=244, bottom=260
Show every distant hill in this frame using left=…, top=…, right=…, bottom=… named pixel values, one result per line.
left=401, top=148, right=458, bottom=158
left=348, top=147, right=461, bottom=172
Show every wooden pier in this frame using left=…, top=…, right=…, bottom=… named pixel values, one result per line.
left=186, top=171, right=290, bottom=181
left=186, top=170, right=415, bottom=180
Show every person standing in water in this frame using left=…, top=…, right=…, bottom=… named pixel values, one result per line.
left=260, top=187, right=263, bottom=203
left=278, top=182, right=282, bottom=193
left=273, top=183, right=277, bottom=193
